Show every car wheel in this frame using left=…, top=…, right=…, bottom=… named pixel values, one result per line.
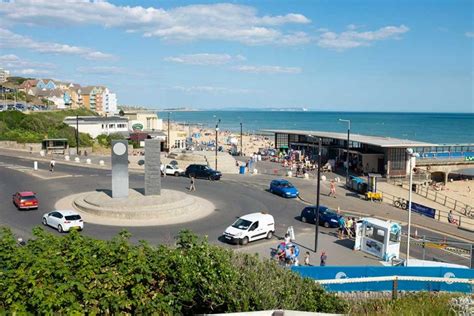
left=174, top=172, right=179, bottom=176
left=323, top=221, right=330, bottom=228
left=241, top=237, right=249, bottom=245
left=301, top=216, right=307, bottom=223
left=269, top=188, right=273, bottom=193
left=42, top=218, right=47, bottom=226
left=266, top=231, right=273, bottom=239
left=208, top=175, right=213, bottom=181
left=58, top=225, right=63, bottom=233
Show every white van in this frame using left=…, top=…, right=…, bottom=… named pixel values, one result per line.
left=223, top=212, right=275, bottom=245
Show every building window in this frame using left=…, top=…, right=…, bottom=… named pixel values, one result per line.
left=276, top=133, right=288, bottom=149
left=109, top=124, right=115, bottom=128
left=388, top=148, right=406, bottom=170
left=117, top=123, right=126, bottom=128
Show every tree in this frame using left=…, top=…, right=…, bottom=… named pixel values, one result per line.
left=119, top=109, right=125, bottom=116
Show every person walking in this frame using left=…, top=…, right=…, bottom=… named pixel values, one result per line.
left=304, top=251, right=311, bottom=266
left=338, top=216, right=346, bottom=240
left=189, top=175, right=196, bottom=191
left=345, top=217, right=354, bottom=239
left=329, top=180, right=336, bottom=198
left=320, top=251, right=327, bottom=266
left=49, top=159, right=55, bottom=172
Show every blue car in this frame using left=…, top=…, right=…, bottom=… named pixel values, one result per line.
left=300, top=206, right=340, bottom=228
left=269, top=179, right=299, bottom=198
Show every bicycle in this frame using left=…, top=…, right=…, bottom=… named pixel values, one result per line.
left=463, top=205, right=473, bottom=218
left=393, top=197, right=408, bottom=209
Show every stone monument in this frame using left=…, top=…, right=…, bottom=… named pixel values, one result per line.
left=111, top=139, right=129, bottom=198
left=144, top=139, right=161, bottom=196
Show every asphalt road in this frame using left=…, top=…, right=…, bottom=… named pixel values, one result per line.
left=0, top=153, right=471, bottom=267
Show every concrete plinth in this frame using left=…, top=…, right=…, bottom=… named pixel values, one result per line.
left=56, top=189, right=215, bottom=226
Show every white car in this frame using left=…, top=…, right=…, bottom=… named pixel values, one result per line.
left=164, top=164, right=184, bottom=176
left=42, top=210, right=84, bottom=233
left=223, top=212, right=275, bottom=245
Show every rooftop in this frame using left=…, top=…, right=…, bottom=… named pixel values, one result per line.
left=263, top=129, right=436, bottom=148
left=64, top=116, right=128, bottom=123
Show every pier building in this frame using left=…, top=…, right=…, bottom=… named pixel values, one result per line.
left=265, top=129, right=474, bottom=182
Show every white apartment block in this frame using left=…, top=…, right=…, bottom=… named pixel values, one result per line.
left=0, top=68, right=10, bottom=83
left=103, top=88, right=117, bottom=114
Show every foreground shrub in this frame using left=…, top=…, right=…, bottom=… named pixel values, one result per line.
left=0, top=228, right=347, bottom=314
left=349, top=292, right=471, bottom=315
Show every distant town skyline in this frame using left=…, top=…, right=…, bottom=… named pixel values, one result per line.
left=0, top=0, right=472, bottom=112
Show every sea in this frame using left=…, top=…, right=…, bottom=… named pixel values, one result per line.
left=158, top=111, right=474, bottom=145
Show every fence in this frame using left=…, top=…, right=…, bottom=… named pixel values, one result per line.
left=413, top=184, right=473, bottom=215
left=291, top=266, right=474, bottom=294
left=376, top=189, right=474, bottom=231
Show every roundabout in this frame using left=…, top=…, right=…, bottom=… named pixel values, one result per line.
left=56, top=189, right=215, bottom=226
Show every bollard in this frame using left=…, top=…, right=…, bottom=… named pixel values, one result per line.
left=86, top=159, right=91, bottom=164
left=75, top=157, right=80, bottom=163
left=39, top=150, right=45, bottom=157
left=304, top=173, right=309, bottom=179
left=287, top=171, right=292, bottom=177
left=321, top=175, right=327, bottom=181
left=99, top=160, right=105, bottom=166
left=33, top=161, right=38, bottom=170
left=65, top=155, right=70, bottom=161
left=253, top=168, right=258, bottom=174
left=392, top=277, right=398, bottom=300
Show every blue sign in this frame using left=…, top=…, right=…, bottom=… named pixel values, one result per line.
left=411, top=202, right=436, bottom=219
left=292, top=266, right=473, bottom=293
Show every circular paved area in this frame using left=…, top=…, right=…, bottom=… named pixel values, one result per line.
left=56, top=189, right=215, bottom=226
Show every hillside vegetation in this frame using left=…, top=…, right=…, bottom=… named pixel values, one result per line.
left=0, top=109, right=96, bottom=146
left=0, top=228, right=347, bottom=314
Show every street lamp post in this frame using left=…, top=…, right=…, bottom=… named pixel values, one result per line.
left=405, top=148, right=419, bottom=266
left=240, top=122, right=243, bottom=156
left=167, top=112, right=171, bottom=152
left=338, top=119, right=351, bottom=186
left=215, top=118, right=221, bottom=170
left=314, top=137, right=322, bottom=253
left=75, top=115, right=79, bottom=155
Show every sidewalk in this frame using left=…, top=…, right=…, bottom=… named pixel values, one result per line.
left=234, top=228, right=382, bottom=267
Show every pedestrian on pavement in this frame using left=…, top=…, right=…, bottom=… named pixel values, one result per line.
left=320, top=251, right=327, bottom=266
left=189, top=175, right=196, bottom=191
left=329, top=180, right=336, bottom=198
left=338, top=216, right=346, bottom=240
left=304, top=251, right=311, bottom=266
left=49, top=159, right=55, bottom=172
left=284, top=233, right=291, bottom=244
left=345, top=217, right=354, bottom=238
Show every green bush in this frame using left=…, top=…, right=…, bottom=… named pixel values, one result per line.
left=0, top=228, right=347, bottom=314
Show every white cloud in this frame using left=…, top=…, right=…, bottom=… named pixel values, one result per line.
left=466, top=32, right=474, bottom=38
left=233, top=65, right=302, bottom=74
left=169, top=85, right=255, bottom=94
left=0, top=28, right=115, bottom=60
left=164, top=53, right=240, bottom=65
left=77, top=66, right=126, bottom=75
left=317, top=25, right=410, bottom=50
left=0, top=1, right=311, bottom=45
left=0, top=54, right=55, bottom=76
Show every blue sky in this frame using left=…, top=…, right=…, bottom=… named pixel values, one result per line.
left=0, top=0, right=472, bottom=112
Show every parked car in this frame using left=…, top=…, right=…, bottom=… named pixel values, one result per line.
left=223, top=212, right=275, bottom=245
left=164, top=164, right=184, bottom=176
left=12, top=191, right=38, bottom=210
left=42, top=210, right=84, bottom=233
left=269, top=179, right=299, bottom=198
left=300, top=206, right=340, bottom=228
left=185, top=164, right=222, bottom=180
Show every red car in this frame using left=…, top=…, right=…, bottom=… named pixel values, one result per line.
left=12, top=191, right=39, bottom=210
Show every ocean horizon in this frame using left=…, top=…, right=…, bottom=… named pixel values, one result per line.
left=158, top=111, right=474, bottom=145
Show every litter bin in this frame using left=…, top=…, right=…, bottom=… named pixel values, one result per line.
left=239, top=166, right=246, bottom=174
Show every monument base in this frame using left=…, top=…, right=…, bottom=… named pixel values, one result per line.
left=55, top=189, right=215, bottom=227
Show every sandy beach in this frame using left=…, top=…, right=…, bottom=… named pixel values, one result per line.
left=165, top=121, right=274, bottom=157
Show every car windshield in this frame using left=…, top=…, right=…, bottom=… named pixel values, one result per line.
left=65, top=215, right=81, bottom=221
left=231, top=218, right=252, bottom=230
left=21, top=196, right=36, bottom=201
left=281, top=182, right=293, bottom=188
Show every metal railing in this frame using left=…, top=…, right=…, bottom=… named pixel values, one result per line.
left=376, top=189, right=474, bottom=231
left=413, top=184, right=473, bottom=215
